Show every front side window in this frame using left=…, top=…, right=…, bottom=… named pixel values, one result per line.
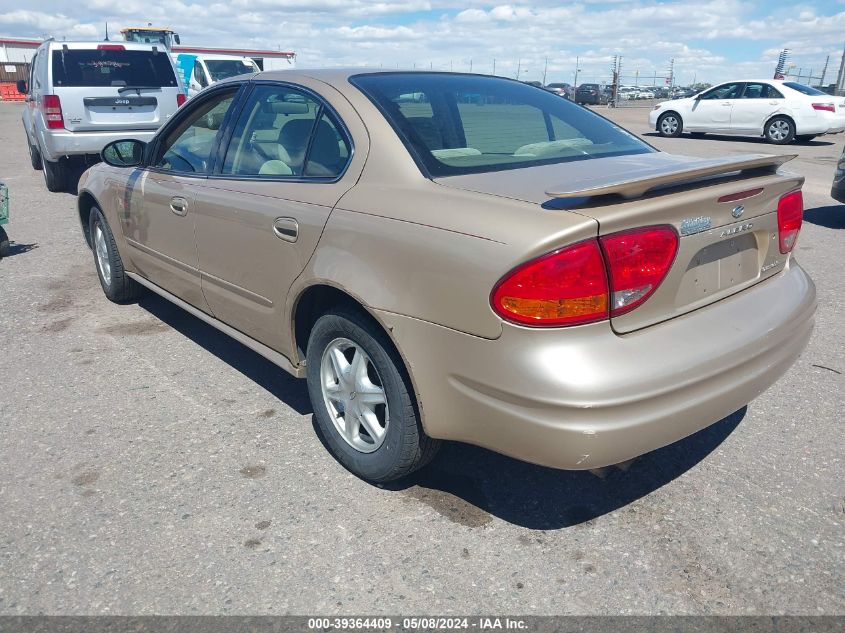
left=221, top=84, right=350, bottom=178
left=352, top=73, right=652, bottom=177
left=193, top=61, right=208, bottom=88
left=51, top=48, right=177, bottom=88
left=153, top=88, right=237, bottom=173
left=204, top=59, right=258, bottom=82
left=700, top=82, right=743, bottom=100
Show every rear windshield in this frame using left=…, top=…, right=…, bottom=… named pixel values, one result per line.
left=204, top=59, right=257, bottom=82
left=783, top=82, right=828, bottom=96
left=351, top=73, right=652, bottom=177
left=51, top=48, right=178, bottom=88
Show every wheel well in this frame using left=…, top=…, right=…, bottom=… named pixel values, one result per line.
left=765, top=113, right=794, bottom=131
left=294, top=285, right=376, bottom=362
left=77, top=191, right=98, bottom=249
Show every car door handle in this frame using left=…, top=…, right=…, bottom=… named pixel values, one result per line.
left=273, top=217, right=298, bottom=242
left=721, top=102, right=732, bottom=106
left=169, top=196, right=188, bottom=216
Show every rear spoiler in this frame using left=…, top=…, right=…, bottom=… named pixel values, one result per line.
left=545, top=153, right=796, bottom=200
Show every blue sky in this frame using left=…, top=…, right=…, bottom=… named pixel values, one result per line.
left=1, top=1, right=844, bottom=86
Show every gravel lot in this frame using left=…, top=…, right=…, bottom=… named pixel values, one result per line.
left=0, top=101, right=842, bottom=615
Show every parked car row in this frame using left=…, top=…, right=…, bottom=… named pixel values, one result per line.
left=649, top=79, right=845, bottom=144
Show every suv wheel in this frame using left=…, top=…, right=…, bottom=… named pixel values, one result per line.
left=27, top=134, right=42, bottom=171
left=89, top=206, right=141, bottom=303
left=306, top=309, right=440, bottom=482
left=42, top=156, right=66, bottom=193
left=765, top=116, right=795, bottom=145
left=657, top=112, right=683, bottom=137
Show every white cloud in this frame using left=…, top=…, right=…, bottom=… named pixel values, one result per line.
left=0, top=1, right=842, bottom=85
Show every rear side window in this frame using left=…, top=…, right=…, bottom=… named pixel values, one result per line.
left=204, top=59, right=257, bottom=82
left=783, top=82, right=828, bottom=96
left=352, top=73, right=652, bottom=177
left=51, top=48, right=177, bottom=88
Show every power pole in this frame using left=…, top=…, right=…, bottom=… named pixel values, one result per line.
left=820, top=55, right=830, bottom=86
left=515, top=58, right=521, bottom=80
left=493, top=58, right=496, bottom=75
left=667, top=57, right=675, bottom=88
left=542, top=57, right=548, bottom=85
left=836, top=43, right=845, bottom=95
left=573, top=56, right=580, bottom=88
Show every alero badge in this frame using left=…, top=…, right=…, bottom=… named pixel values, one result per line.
left=680, top=216, right=712, bottom=236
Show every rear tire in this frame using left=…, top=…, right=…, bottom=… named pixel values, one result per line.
left=89, top=206, right=141, bottom=303
left=41, top=156, right=66, bottom=192
left=765, top=116, right=795, bottom=145
left=27, top=133, right=42, bottom=170
left=657, top=112, right=683, bottom=137
left=306, top=308, right=440, bottom=482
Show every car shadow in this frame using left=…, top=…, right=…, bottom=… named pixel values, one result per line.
left=136, top=288, right=744, bottom=529
left=1, top=241, right=39, bottom=258
left=384, top=408, right=746, bottom=530
left=137, top=292, right=313, bottom=415
left=642, top=132, right=835, bottom=147
left=804, top=204, right=845, bottom=228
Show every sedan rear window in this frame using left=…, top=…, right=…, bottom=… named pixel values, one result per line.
left=51, top=48, right=178, bottom=88
left=351, top=73, right=653, bottom=177
left=783, top=82, right=828, bottom=96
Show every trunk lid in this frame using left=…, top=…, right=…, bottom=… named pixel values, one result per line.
left=436, top=152, right=803, bottom=333
left=50, top=45, right=180, bottom=132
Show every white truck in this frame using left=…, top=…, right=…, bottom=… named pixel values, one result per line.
left=174, top=53, right=260, bottom=98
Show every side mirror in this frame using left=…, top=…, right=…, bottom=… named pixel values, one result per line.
left=101, top=139, right=146, bottom=168
left=174, top=34, right=181, bottom=45
left=16, top=80, right=28, bottom=95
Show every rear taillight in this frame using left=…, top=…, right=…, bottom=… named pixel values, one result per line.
left=600, top=226, right=678, bottom=317
left=811, top=102, right=835, bottom=113
left=777, top=191, right=803, bottom=254
left=42, top=95, right=64, bottom=129
left=491, top=240, right=609, bottom=326
left=491, top=226, right=678, bottom=327
left=177, top=93, right=187, bottom=107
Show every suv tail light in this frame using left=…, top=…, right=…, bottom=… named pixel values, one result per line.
left=811, top=102, right=835, bottom=113
left=777, top=190, right=803, bottom=254
left=600, top=226, right=678, bottom=317
left=42, top=95, right=64, bottom=129
left=491, top=226, right=678, bottom=327
left=177, top=93, right=187, bottom=107
left=491, top=240, right=609, bottom=326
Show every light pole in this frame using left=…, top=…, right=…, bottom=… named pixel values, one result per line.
left=573, top=56, right=580, bottom=88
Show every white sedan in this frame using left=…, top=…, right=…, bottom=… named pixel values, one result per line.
left=649, top=79, right=845, bottom=144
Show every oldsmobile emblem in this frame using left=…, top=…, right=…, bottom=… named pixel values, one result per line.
left=732, top=205, right=744, bottom=219
left=680, top=216, right=712, bottom=236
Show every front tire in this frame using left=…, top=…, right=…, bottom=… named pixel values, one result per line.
left=765, top=116, right=795, bottom=145
left=657, top=112, right=683, bottom=137
left=306, top=309, right=440, bottom=482
left=41, top=156, right=66, bottom=192
left=89, top=206, right=141, bottom=303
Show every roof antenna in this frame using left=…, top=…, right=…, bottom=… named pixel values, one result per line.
left=104, top=22, right=110, bottom=41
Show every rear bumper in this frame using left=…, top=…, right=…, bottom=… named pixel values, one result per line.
left=377, top=262, right=816, bottom=470
left=38, top=127, right=158, bottom=161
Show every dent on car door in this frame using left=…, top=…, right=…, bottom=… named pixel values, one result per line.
left=688, top=82, right=743, bottom=131
left=192, top=81, right=362, bottom=353
left=121, top=86, right=239, bottom=309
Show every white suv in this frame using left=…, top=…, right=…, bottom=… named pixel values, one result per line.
left=19, top=40, right=185, bottom=192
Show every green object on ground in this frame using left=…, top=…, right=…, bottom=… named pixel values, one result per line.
left=0, top=182, right=8, bottom=225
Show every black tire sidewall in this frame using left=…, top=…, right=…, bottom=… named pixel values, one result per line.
left=306, top=311, right=419, bottom=482
left=658, top=112, right=682, bottom=137
left=0, top=226, right=9, bottom=260
left=88, top=206, right=136, bottom=302
left=28, top=136, right=42, bottom=170
left=42, top=156, right=65, bottom=192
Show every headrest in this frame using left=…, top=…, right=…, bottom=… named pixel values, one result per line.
left=266, top=101, right=309, bottom=115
